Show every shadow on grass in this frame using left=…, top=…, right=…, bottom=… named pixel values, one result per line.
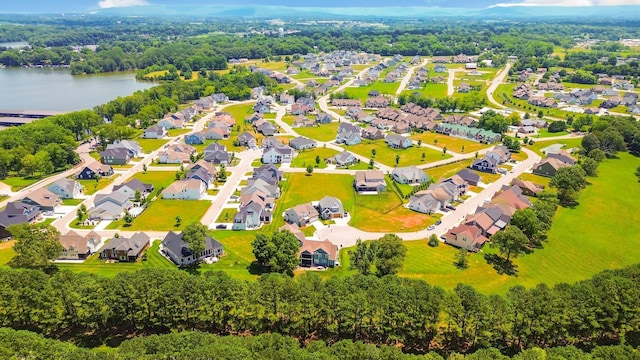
left=484, top=253, right=518, bottom=276
left=247, top=261, right=269, bottom=276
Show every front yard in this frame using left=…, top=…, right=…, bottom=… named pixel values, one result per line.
left=294, top=122, right=340, bottom=142
left=136, top=138, right=169, bottom=153
left=78, top=175, right=119, bottom=195
left=108, top=199, right=211, bottom=231
left=130, top=171, right=179, bottom=198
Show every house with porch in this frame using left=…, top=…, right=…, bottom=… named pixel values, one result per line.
left=99, top=232, right=150, bottom=262
left=162, top=231, right=224, bottom=266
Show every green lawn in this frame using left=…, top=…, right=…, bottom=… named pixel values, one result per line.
left=344, top=82, right=399, bottom=101
left=529, top=138, right=583, bottom=156
left=411, top=132, right=491, bottom=154
left=136, top=138, right=169, bottom=153
left=517, top=172, right=551, bottom=188
left=109, top=199, right=211, bottom=231
left=130, top=171, right=177, bottom=197
left=1, top=176, right=42, bottom=192
left=62, top=198, right=84, bottom=206
left=344, top=139, right=449, bottom=167
left=224, top=102, right=255, bottom=122
left=78, top=175, right=119, bottom=195
left=216, top=208, right=237, bottom=223
left=339, top=153, right=640, bottom=294
left=536, top=129, right=569, bottom=138
left=294, top=122, right=340, bottom=142
left=300, top=226, right=316, bottom=237
left=167, top=129, right=191, bottom=137
left=290, top=147, right=340, bottom=169
left=402, top=83, right=448, bottom=98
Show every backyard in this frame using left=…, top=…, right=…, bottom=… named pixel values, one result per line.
left=107, top=199, right=211, bottom=231
left=130, top=171, right=178, bottom=198
left=294, top=122, right=340, bottom=142
left=290, top=147, right=340, bottom=169
left=410, top=132, right=492, bottom=154
left=344, top=139, right=449, bottom=167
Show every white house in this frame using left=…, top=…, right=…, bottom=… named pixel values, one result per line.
left=262, top=146, right=294, bottom=164
left=162, top=179, right=206, bottom=200
left=48, top=178, right=83, bottom=199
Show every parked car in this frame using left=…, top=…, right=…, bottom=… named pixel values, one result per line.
left=215, top=224, right=227, bottom=229
left=435, top=220, right=442, bottom=226
left=446, top=205, right=456, bottom=211
left=427, top=225, right=435, bottom=230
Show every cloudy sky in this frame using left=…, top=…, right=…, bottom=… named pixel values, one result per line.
left=0, top=0, right=638, bottom=13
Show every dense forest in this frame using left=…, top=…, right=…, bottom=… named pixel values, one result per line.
left=2, top=264, right=640, bottom=357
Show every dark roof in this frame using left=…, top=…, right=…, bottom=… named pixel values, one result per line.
left=113, top=178, right=153, bottom=193
left=457, top=168, right=481, bottom=183
left=163, top=231, right=223, bottom=258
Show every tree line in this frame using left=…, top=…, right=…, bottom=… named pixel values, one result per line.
left=2, top=263, right=640, bottom=356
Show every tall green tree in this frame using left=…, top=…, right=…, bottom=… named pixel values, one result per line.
left=8, top=223, right=62, bottom=270
left=549, top=166, right=587, bottom=205
left=490, top=225, right=529, bottom=261
left=181, top=222, right=209, bottom=261
left=375, top=234, right=407, bottom=276
left=349, top=239, right=377, bottom=275
left=252, top=231, right=299, bottom=276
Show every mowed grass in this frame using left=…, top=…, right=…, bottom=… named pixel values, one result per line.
left=536, top=129, right=569, bottom=138
left=130, top=171, right=177, bottom=197
left=216, top=208, right=237, bottom=223
left=345, top=139, right=450, bottom=167
left=111, top=199, right=211, bottom=231
left=339, top=153, right=640, bottom=294
left=344, top=82, right=399, bottom=101
left=411, top=132, right=491, bottom=154
left=78, top=175, right=119, bottom=195
left=137, top=138, right=169, bottom=153
left=291, top=147, right=340, bottom=169
left=294, top=122, right=340, bottom=142
left=223, top=102, right=255, bottom=123
left=518, top=172, right=551, bottom=187
left=1, top=176, right=42, bottom=192
left=529, top=138, right=583, bottom=156
left=403, top=83, right=448, bottom=98
left=167, top=129, right=191, bottom=137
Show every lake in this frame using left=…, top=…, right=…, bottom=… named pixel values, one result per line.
left=0, top=67, right=156, bottom=112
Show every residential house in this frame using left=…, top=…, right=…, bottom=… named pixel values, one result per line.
left=299, top=239, right=339, bottom=268
left=0, top=202, right=41, bottom=239
left=162, top=179, right=206, bottom=200
left=362, top=126, right=384, bottom=140
left=48, top=178, right=83, bottom=199
left=232, top=201, right=270, bottom=230
left=237, top=132, right=257, bottom=149
left=203, top=143, right=230, bottom=165
left=392, top=166, right=430, bottom=185
left=444, top=224, right=488, bottom=252
left=353, top=170, right=386, bottom=193
left=485, top=145, right=511, bottom=164
left=547, top=150, right=576, bottom=165
left=212, top=93, right=229, bottom=103
left=470, top=157, right=499, bottom=174
left=331, top=99, right=362, bottom=108
left=317, top=196, right=345, bottom=220
left=158, top=144, right=196, bottom=164
left=289, top=137, right=317, bottom=150
left=279, top=223, right=306, bottom=242
left=293, top=115, right=316, bottom=128
left=532, top=157, right=571, bottom=177
left=203, top=127, right=230, bottom=140
left=511, top=178, right=544, bottom=197
left=157, top=116, right=184, bottom=129
left=99, top=147, right=131, bottom=165
left=262, top=145, right=295, bottom=164
left=113, top=179, right=154, bottom=200
left=143, top=125, right=167, bottom=139
left=316, top=112, right=332, bottom=124
left=21, top=188, right=61, bottom=213
left=284, top=203, right=319, bottom=227
left=76, top=164, right=113, bottom=180
left=184, top=132, right=206, bottom=145
left=256, top=121, right=278, bottom=136
left=89, top=192, right=132, bottom=221
left=106, top=139, right=142, bottom=158
left=455, top=168, right=481, bottom=186
left=408, top=191, right=441, bottom=214
left=327, top=151, right=357, bottom=167
left=58, top=231, right=102, bottom=260
left=366, top=96, right=390, bottom=109
left=100, top=232, right=150, bottom=262
left=252, top=164, right=283, bottom=186
left=187, top=160, right=216, bottom=189
left=385, top=134, right=413, bottom=149
left=162, top=231, right=224, bottom=266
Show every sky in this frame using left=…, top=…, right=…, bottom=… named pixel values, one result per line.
left=0, top=0, right=638, bottom=13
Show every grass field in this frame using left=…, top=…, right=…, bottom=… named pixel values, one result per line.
left=109, top=199, right=211, bottom=231
left=536, top=129, right=569, bottom=138
left=62, top=198, right=84, bottom=206
left=345, top=82, right=400, bottom=101
left=337, top=152, right=640, bottom=293
left=411, top=132, right=491, bottom=154
left=137, top=138, right=169, bottom=153
left=294, top=122, right=340, bottom=142
left=344, top=139, right=450, bottom=167
left=402, top=83, right=448, bottom=98
left=518, top=172, right=551, bottom=187
left=167, top=129, right=191, bottom=137
left=216, top=208, right=237, bottom=223
left=528, top=138, right=582, bottom=156
left=1, top=176, right=43, bottom=191
left=290, top=147, right=340, bottom=169
left=224, top=102, right=255, bottom=122
left=130, top=171, right=177, bottom=197
left=78, top=175, right=119, bottom=195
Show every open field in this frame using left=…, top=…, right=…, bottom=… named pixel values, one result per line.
left=167, top=128, right=191, bottom=137
left=344, top=82, right=400, bottom=101
left=338, top=153, right=640, bottom=293
left=344, top=139, right=449, bottom=167
left=402, top=83, right=447, bottom=98
left=108, top=199, right=211, bottom=231
left=536, top=129, right=569, bottom=138
left=1, top=176, right=42, bottom=192
left=130, top=171, right=177, bottom=197
left=411, top=132, right=492, bottom=154
left=528, top=138, right=582, bottom=156
left=290, top=147, right=340, bottom=169
left=224, top=102, right=255, bottom=122
left=518, top=172, right=551, bottom=187
left=294, top=122, right=340, bottom=142
left=137, top=138, right=169, bottom=153
left=78, top=175, right=119, bottom=195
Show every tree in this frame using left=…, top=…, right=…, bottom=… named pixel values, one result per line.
left=587, top=148, right=606, bottom=162
left=428, top=234, right=439, bottom=247
left=8, top=223, right=62, bottom=270
left=251, top=231, right=299, bottom=276
left=371, top=149, right=376, bottom=157
left=306, top=165, right=313, bottom=176
left=315, top=155, right=320, bottom=166
left=417, top=139, right=422, bottom=146
left=182, top=222, right=209, bottom=263
left=76, top=204, right=88, bottom=224
left=123, top=211, right=133, bottom=227
left=134, top=190, right=142, bottom=204
left=143, top=163, right=148, bottom=173
left=636, top=165, right=640, bottom=182
left=395, top=154, right=400, bottom=166
left=375, top=234, right=407, bottom=276
left=580, top=157, right=599, bottom=177
left=461, top=145, right=465, bottom=153
left=175, top=216, right=182, bottom=227
left=218, top=164, right=227, bottom=182
left=421, top=152, right=426, bottom=161
left=454, top=248, right=469, bottom=269
left=349, top=239, right=377, bottom=275
left=369, top=158, right=374, bottom=168
left=549, top=166, right=587, bottom=204
left=491, top=225, right=529, bottom=261
left=510, top=208, right=541, bottom=242
left=581, top=133, right=600, bottom=154
left=548, top=120, right=567, bottom=133
left=443, top=146, right=448, bottom=155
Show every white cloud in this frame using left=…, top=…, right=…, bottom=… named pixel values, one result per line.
left=98, top=0, right=150, bottom=9
left=490, top=0, right=640, bottom=6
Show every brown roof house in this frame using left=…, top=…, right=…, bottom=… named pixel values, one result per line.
left=532, top=157, right=571, bottom=178
left=99, top=232, right=150, bottom=262
left=58, top=231, right=103, bottom=260
left=284, top=203, right=319, bottom=227
left=354, top=170, right=386, bottom=194
left=21, top=188, right=61, bottom=213
left=445, top=224, right=489, bottom=252
left=299, top=239, right=339, bottom=268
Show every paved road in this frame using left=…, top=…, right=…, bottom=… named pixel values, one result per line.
left=395, top=58, right=429, bottom=99
left=316, top=147, right=540, bottom=248
left=317, top=66, right=372, bottom=121
left=486, top=63, right=512, bottom=109
left=447, top=69, right=461, bottom=96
